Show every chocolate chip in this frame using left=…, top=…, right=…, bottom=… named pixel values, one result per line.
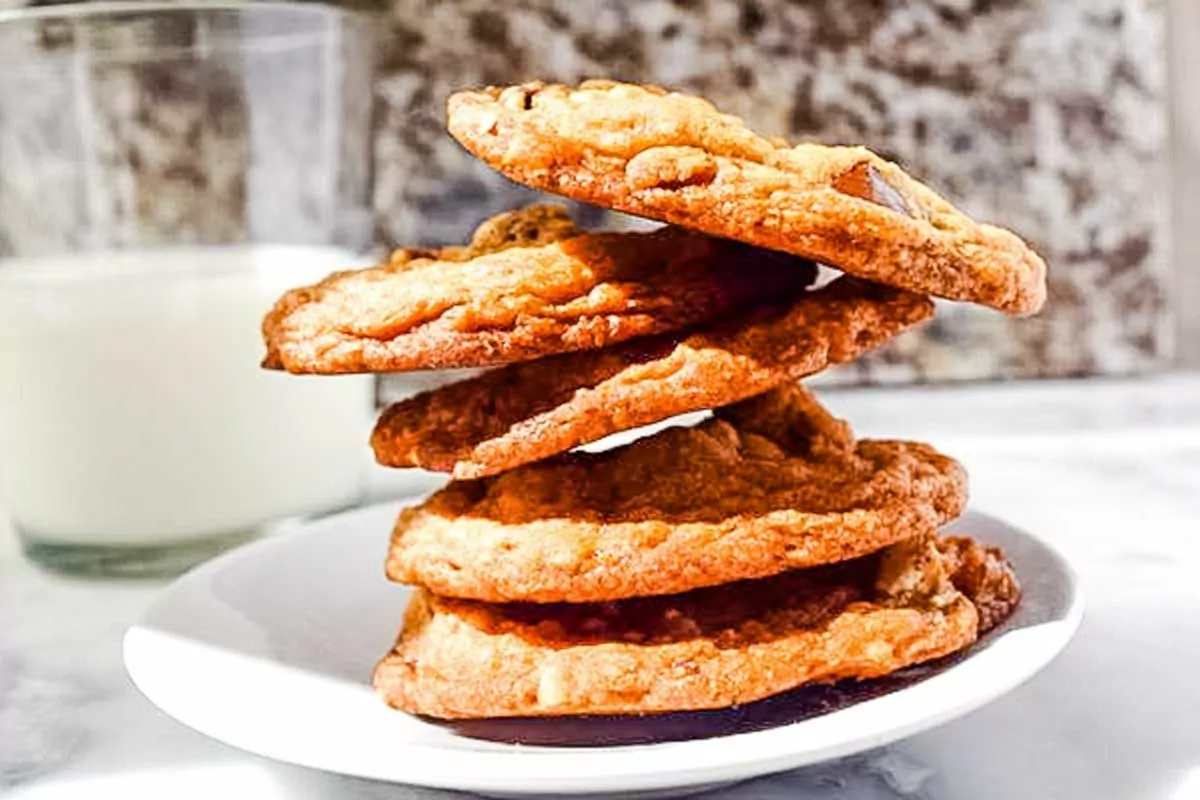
left=832, top=162, right=914, bottom=218
left=625, top=146, right=718, bottom=191
left=499, top=85, right=537, bottom=112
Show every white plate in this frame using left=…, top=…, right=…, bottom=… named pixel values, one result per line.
left=125, top=503, right=1083, bottom=798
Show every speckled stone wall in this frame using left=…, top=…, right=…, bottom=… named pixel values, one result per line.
left=1, top=0, right=1172, bottom=382
left=1169, top=0, right=1200, bottom=368
left=368, top=0, right=1171, bottom=382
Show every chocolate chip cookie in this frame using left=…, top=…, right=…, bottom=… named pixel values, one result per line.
left=263, top=203, right=816, bottom=373
left=385, top=384, right=967, bottom=602
left=373, top=534, right=1019, bottom=719
left=448, top=81, right=1047, bottom=315
left=371, top=277, right=934, bottom=478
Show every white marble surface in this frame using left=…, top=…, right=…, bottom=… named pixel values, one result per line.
left=2, top=375, right=1199, bottom=800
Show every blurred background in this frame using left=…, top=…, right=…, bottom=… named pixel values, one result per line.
left=0, top=0, right=1188, bottom=575
left=2, top=0, right=1190, bottom=386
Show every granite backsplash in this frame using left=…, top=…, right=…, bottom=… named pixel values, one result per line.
left=3, top=0, right=1172, bottom=383
left=367, top=0, right=1171, bottom=383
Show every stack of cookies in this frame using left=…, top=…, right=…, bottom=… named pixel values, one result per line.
left=262, top=80, right=1045, bottom=720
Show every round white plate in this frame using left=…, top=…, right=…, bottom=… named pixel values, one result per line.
left=125, top=503, right=1083, bottom=798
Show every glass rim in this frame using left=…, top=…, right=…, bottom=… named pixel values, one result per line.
left=0, top=0, right=354, bottom=26
left=0, top=1, right=370, bottom=66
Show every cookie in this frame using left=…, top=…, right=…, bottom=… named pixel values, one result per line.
left=262, top=203, right=817, bottom=373
left=386, top=384, right=967, bottom=602
left=371, top=277, right=934, bottom=478
left=448, top=80, right=1047, bottom=316
left=373, top=535, right=1020, bottom=719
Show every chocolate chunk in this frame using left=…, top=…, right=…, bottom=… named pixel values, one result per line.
left=833, top=162, right=914, bottom=218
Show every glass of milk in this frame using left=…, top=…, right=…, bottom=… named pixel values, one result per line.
left=0, top=2, right=378, bottom=576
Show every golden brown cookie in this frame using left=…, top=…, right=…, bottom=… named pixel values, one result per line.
left=386, top=384, right=967, bottom=602
left=373, top=535, right=1020, bottom=719
left=371, top=277, right=934, bottom=478
left=262, top=203, right=817, bottom=373
left=448, top=80, right=1047, bottom=316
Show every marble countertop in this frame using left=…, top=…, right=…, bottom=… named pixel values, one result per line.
left=2, top=375, right=1199, bottom=800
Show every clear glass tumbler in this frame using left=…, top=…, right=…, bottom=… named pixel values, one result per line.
left=0, top=1, right=378, bottom=577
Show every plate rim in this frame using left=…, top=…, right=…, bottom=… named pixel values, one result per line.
left=124, top=502, right=1085, bottom=795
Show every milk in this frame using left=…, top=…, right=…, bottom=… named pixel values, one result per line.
left=0, top=245, right=375, bottom=545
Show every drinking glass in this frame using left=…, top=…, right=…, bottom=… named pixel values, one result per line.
left=0, top=1, right=378, bottom=576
